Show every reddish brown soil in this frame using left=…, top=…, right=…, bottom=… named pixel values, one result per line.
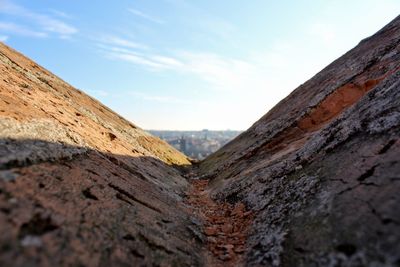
left=297, top=78, right=382, bottom=131
left=186, top=179, right=253, bottom=267
left=249, top=75, right=390, bottom=162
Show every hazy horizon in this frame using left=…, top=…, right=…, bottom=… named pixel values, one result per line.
left=1, top=0, right=399, bottom=130
left=147, top=129, right=244, bottom=132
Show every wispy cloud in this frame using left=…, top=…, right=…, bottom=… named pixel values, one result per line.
left=0, top=0, right=77, bottom=38
left=99, top=35, right=148, bottom=50
left=0, top=22, right=47, bottom=38
left=148, top=54, right=183, bottom=68
left=108, top=50, right=182, bottom=70
left=176, top=51, right=259, bottom=91
left=109, top=51, right=168, bottom=69
left=97, top=38, right=266, bottom=92
left=48, top=9, right=73, bottom=19
left=105, top=46, right=267, bottom=92
left=128, top=8, right=165, bottom=24
left=97, top=40, right=183, bottom=71
left=0, top=34, right=8, bottom=41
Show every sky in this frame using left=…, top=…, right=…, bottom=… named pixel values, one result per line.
left=0, top=0, right=399, bottom=130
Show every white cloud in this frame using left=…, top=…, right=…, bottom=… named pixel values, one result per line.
left=99, top=35, right=148, bottom=50
left=0, top=0, right=77, bottom=38
left=117, top=53, right=181, bottom=70
left=148, top=55, right=183, bottom=68
left=95, top=35, right=184, bottom=71
left=98, top=37, right=265, bottom=90
left=176, top=51, right=260, bottom=91
left=48, top=9, right=72, bottom=19
left=97, top=42, right=184, bottom=71
left=39, top=17, right=76, bottom=36
left=109, top=52, right=168, bottom=69
left=99, top=43, right=270, bottom=94
left=0, top=22, right=47, bottom=38
left=128, top=8, right=165, bottom=24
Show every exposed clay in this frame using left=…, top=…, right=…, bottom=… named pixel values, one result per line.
left=297, top=78, right=382, bottom=131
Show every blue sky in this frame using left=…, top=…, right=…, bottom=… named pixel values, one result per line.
left=1, top=0, right=399, bottom=130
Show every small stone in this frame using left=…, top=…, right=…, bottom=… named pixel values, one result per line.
left=0, top=170, right=19, bottom=182
left=295, top=165, right=303, bottom=171
left=8, top=198, right=18, bottom=204
left=20, top=235, right=42, bottom=247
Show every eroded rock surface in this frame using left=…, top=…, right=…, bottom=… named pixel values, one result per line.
left=0, top=42, right=203, bottom=266
left=1, top=14, right=400, bottom=267
left=200, top=15, right=400, bottom=266
left=185, top=178, right=253, bottom=266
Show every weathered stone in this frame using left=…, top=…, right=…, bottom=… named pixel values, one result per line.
left=0, top=42, right=202, bottom=267
left=1, top=13, right=400, bottom=267
left=200, top=15, right=400, bottom=267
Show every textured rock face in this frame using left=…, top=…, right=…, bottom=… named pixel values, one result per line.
left=1, top=15, right=400, bottom=267
left=200, top=16, right=400, bottom=266
left=0, top=41, right=190, bottom=167
left=0, top=43, right=203, bottom=266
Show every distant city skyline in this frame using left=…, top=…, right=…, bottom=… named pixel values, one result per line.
left=1, top=0, right=399, bottom=130
left=149, top=130, right=242, bottom=159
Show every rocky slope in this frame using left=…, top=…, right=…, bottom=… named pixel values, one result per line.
left=0, top=42, right=204, bottom=266
left=0, top=15, right=399, bottom=267
left=200, top=15, right=400, bottom=266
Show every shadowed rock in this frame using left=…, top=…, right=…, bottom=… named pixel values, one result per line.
left=0, top=139, right=203, bottom=267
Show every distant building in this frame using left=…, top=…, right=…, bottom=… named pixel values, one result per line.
left=179, top=136, right=187, bottom=154
left=147, top=130, right=243, bottom=160
left=202, top=129, right=209, bottom=140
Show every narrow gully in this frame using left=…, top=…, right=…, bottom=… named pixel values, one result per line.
left=184, top=168, right=254, bottom=267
